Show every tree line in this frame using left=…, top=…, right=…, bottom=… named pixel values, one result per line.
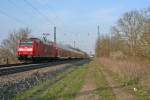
left=0, top=28, right=31, bottom=64
left=96, top=7, right=150, bottom=59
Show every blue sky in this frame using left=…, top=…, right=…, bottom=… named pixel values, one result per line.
left=0, top=0, right=149, bottom=54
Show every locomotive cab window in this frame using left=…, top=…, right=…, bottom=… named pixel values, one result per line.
left=19, top=41, right=33, bottom=46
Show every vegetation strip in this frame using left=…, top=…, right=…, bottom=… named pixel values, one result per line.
left=37, top=64, right=87, bottom=100
left=15, top=65, right=75, bottom=100
left=101, top=67, right=136, bottom=100
left=75, top=61, right=115, bottom=100
left=15, top=63, right=87, bottom=100
left=93, top=62, right=116, bottom=100
left=104, top=66, right=150, bottom=100
left=75, top=63, right=99, bottom=100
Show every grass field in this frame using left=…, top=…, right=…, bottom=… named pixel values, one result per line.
left=16, top=59, right=149, bottom=100
left=98, top=58, right=150, bottom=100
left=15, top=60, right=117, bottom=100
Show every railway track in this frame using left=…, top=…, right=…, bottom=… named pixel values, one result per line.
left=0, top=59, right=84, bottom=76
left=0, top=63, right=32, bottom=68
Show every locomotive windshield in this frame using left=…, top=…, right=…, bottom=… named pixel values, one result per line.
left=19, top=41, right=33, bottom=46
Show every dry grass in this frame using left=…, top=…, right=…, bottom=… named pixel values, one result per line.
left=96, top=57, right=150, bottom=91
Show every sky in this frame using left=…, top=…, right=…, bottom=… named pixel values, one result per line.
left=0, top=0, right=149, bottom=54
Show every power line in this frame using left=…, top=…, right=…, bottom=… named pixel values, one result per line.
left=23, top=0, right=66, bottom=38
left=24, top=0, right=75, bottom=38
left=0, top=9, right=28, bottom=26
left=7, top=0, right=52, bottom=33
left=32, top=0, right=72, bottom=33
left=7, top=0, right=32, bottom=17
left=23, top=0, right=54, bottom=25
left=22, top=0, right=76, bottom=42
left=7, top=0, right=18, bottom=8
left=45, top=4, right=66, bottom=27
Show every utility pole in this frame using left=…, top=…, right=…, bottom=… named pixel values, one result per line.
left=54, top=26, right=56, bottom=43
left=73, top=41, right=76, bottom=48
left=97, top=25, right=100, bottom=37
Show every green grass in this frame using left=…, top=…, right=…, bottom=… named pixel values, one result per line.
left=135, top=87, right=150, bottom=100
left=92, top=63, right=116, bottom=100
left=114, top=74, right=150, bottom=100
left=15, top=64, right=87, bottom=100
left=14, top=67, right=74, bottom=100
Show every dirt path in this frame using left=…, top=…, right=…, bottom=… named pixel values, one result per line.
left=100, top=67, right=136, bottom=100
left=75, top=65, right=99, bottom=100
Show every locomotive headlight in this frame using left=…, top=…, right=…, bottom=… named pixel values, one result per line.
left=27, top=48, right=33, bottom=51
left=18, top=48, right=33, bottom=51
left=18, top=48, right=24, bottom=51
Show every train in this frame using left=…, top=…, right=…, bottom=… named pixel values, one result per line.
left=17, top=38, right=87, bottom=61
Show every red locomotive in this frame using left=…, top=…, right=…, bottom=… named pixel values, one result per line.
left=17, top=38, right=86, bottom=61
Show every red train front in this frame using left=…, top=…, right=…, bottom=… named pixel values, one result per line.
left=17, top=39, right=34, bottom=60
left=17, top=38, right=56, bottom=61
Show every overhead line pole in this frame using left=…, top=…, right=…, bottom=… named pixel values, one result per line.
left=97, top=25, right=100, bottom=37
left=74, top=41, right=76, bottom=48
left=54, top=26, right=56, bottom=44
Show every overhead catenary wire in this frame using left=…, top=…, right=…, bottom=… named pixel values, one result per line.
left=23, top=0, right=71, bottom=36
left=7, top=0, right=33, bottom=18
left=23, top=0, right=69, bottom=36
left=23, top=0, right=63, bottom=37
left=44, top=4, right=66, bottom=30
left=5, top=0, right=76, bottom=35
left=23, top=0, right=55, bottom=26
left=25, top=1, right=68, bottom=38
left=0, top=8, right=28, bottom=26
left=6, top=0, right=77, bottom=46
left=6, top=0, right=43, bottom=33
left=0, top=0, right=74, bottom=48
left=23, top=0, right=74, bottom=36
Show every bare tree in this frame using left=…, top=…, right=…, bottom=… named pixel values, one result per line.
left=18, top=28, right=31, bottom=40
left=137, top=12, right=150, bottom=58
left=112, top=10, right=145, bottom=56
left=96, top=7, right=150, bottom=60
left=0, top=28, right=31, bottom=64
left=95, top=35, right=110, bottom=57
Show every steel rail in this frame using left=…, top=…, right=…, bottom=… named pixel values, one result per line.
left=0, top=59, right=83, bottom=76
